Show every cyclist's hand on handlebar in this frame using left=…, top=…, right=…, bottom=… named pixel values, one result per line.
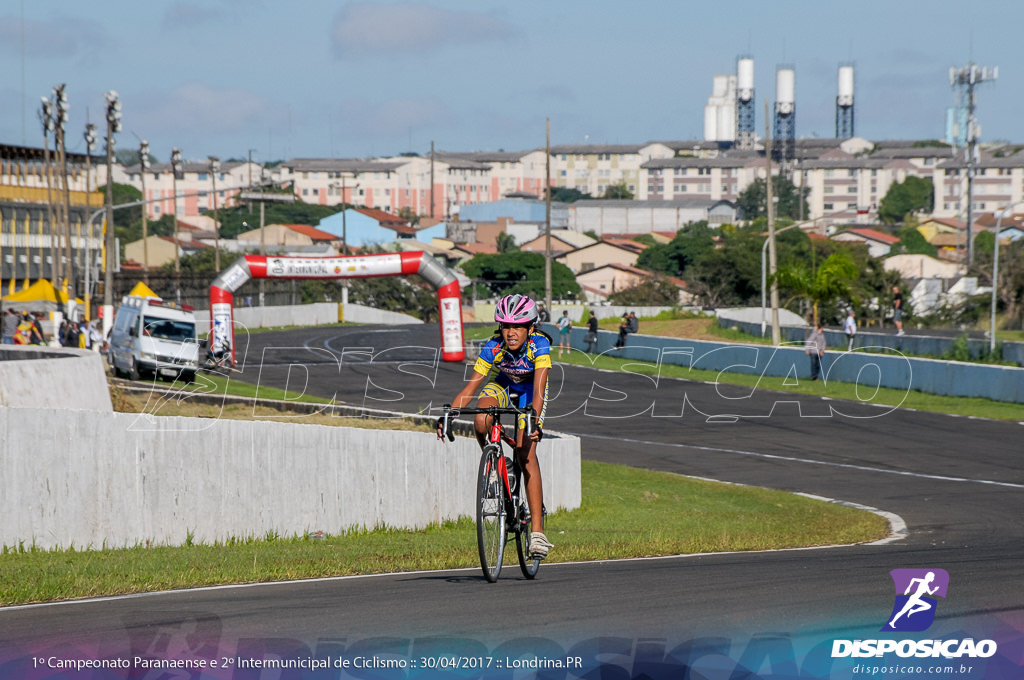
left=530, top=425, right=543, bottom=442
left=435, top=418, right=446, bottom=441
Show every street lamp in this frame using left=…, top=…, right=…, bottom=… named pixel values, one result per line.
left=990, top=202, right=1021, bottom=354
left=209, top=156, right=221, bottom=270
left=102, top=90, right=122, bottom=336
left=54, top=83, right=74, bottom=301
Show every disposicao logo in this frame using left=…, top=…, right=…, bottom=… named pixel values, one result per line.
left=831, top=568, right=998, bottom=660
left=882, top=568, right=949, bottom=632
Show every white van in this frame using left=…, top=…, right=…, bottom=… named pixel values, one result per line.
left=108, top=295, right=200, bottom=382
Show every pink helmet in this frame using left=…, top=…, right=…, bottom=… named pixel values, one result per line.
left=494, top=294, right=538, bottom=325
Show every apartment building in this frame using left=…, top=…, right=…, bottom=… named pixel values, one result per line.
left=933, top=154, right=1024, bottom=219
left=121, top=160, right=264, bottom=221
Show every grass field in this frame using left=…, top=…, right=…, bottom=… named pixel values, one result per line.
left=0, top=460, right=888, bottom=606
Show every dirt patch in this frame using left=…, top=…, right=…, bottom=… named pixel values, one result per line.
left=599, top=317, right=723, bottom=341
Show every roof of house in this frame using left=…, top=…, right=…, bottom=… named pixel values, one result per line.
left=354, top=207, right=410, bottom=227
left=576, top=262, right=687, bottom=289
left=452, top=242, right=499, bottom=255
left=921, top=217, right=966, bottom=230
left=834, top=227, right=900, bottom=245
left=282, top=224, right=340, bottom=241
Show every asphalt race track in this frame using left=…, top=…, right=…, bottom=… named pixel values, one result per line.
left=2, top=323, right=1022, bottom=679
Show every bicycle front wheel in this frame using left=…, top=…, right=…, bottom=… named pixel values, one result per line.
left=476, top=445, right=506, bottom=582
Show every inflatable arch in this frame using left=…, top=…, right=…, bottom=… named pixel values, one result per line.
left=208, top=252, right=465, bottom=364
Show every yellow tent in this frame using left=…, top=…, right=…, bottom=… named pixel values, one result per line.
left=1, top=279, right=84, bottom=313
left=128, top=281, right=161, bottom=299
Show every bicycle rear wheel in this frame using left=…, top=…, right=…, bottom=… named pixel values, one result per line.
left=515, top=468, right=542, bottom=579
left=476, top=445, right=506, bottom=582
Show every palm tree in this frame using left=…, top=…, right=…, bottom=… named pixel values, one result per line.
left=775, top=251, right=858, bottom=327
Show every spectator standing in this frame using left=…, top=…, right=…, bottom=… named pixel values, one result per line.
left=89, top=321, right=104, bottom=353
left=806, top=322, right=827, bottom=381
left=30, top=313, right=47, bottom=345
left=537, top=303, right=551, bottom=323
left=2, top=308, right=18, bottom=344
left=627, top=311, right=639, bottom=335
left=893, top=285, right=904, bottom=336
left=555, top=310, right=572, bottom=357
left=584, top=310, right=599, bottom=353
left=844, top=310, right=857, bottom=351
left=614, top=313, right=629, bottom=350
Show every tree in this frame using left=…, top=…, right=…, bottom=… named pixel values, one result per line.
left=608, top=276, right=680, bottom=306
left=736, top=176, right=809, bottom=221
left=496, top=232, right=519, bottom=253
left=635, top=221, right=716, bottom=277
left=549, top=187, right=591, bottom=203
left=775, top=251, right=859, bottom=326
left=895, top=224, right=937, bottom=256
left=601, top=182, right=633, bottom=200
left=461, top=251, right=580, bottom=299
left=879, top=176, right=933, bottom=224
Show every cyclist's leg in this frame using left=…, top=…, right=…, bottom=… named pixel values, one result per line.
left=476, top=382, right=509, bottom=448
left=512, top=386, right=547, bottom=535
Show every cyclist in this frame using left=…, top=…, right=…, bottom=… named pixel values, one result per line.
left=437, top=293, right=555, bottom=559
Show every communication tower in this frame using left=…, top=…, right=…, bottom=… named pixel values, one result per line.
left=736, top=56, right=756, bottom=150
left=773, top=66, right=796, bottom=169
left=836, top=64, right=855, bottom=138
left=948, top=62, right=998, bottom=264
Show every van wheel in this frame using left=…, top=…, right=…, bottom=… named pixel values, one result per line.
left=128, top=357, right=140, bottom=381
left=181, top=371, right=196, bottom=384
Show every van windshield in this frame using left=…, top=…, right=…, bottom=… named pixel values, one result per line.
left=142, top=316, right=196, bottom=342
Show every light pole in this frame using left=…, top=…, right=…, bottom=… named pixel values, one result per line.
left=102, top=90, right=122, bottom=336
left=761, top=219, right=800, bottom=338
left=139, top=140, right=150, bottom=280
left=990, top=202, right=1021, bottom=354
left=54, top=83, right=74, bottom=302
left=38, top=96, right=57, bottom=287
left=83, top=122, right=97, bottom=319
left=209, top=156, right=220, bottom=271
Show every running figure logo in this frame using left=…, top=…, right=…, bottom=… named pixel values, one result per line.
left=882, top=569, right=949, bottom=632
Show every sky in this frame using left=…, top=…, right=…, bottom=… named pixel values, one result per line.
left=2, top=0, right=1022, bottom=165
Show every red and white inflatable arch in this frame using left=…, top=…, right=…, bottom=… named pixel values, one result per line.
left=209, top=251, right=464, bottom=363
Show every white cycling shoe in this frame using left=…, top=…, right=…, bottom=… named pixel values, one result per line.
left=529, top=531, right=554, bottom=559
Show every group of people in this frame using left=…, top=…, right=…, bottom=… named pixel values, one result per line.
left=535, top=303, right=640, bottom=355
left=1, top=307, right=104, bottom=350
left=805, top=285, right=907, bottom=381
left=2, top=308, right=45, bottom=345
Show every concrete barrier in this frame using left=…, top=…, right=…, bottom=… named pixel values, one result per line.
left=0, top=406, right=581, bottom=550
left=0, top=345, right=112, bottom=411
left=564, top=327, right=1024, bottom=404
left=722, top=318, right=1024, bottom=367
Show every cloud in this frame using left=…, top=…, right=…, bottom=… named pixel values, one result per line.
left=162, top=3, right=224, bottom=30
left=139, top=83, right=276, bottom=135
left=337, top=96, right=456, bottom=140
left=0, top=15, right=105, bottom=59
left=331, top=2, right=518, bottom=59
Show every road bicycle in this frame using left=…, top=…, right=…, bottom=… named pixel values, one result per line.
left=439, top=404, right=545, bottom=582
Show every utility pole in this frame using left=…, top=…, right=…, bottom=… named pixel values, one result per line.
left=139, top=140, right=150, bottom=281
left=171, top=148, right=183, bottom=301
left=765, top=100, right=781, bottom=346
left=544, top=118, right=552, bottom=312
left=430, top=141, right=435, bottom=220
left=102, top=90, right=122, bottom=336
left=209, top=156, right=220, bottom=271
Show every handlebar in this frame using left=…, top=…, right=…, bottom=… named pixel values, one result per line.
left=439, top=403, right=536, bottom=442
